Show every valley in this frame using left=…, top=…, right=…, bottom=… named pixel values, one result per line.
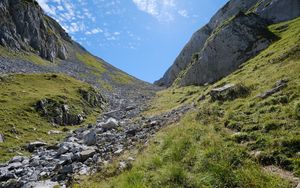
left=0, top=0, right=299, bottom=187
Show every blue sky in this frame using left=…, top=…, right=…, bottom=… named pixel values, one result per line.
left=37, top=0, right=228, bottom=83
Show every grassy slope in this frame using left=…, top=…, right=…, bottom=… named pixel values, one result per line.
left=76, top=52, right=135, bottom=87
left=0, top=74, right=104, bottom=162
left=79, top=17, right=300, bottom=187
left=0, top=45, right=136, bottom=92
left=0, top=46, right=51, bottom=66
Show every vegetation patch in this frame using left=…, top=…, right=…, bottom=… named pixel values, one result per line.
left=0, top=46, right=52, bottom=65
left=0, top=73, right=105, bottom=162
left=76, top=52, right=107, bottom=74
left=110, top=71, right=135, bottom=85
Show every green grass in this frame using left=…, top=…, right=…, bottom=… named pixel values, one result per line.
left=144, top=86, right=201, bottom=116
left=76, top=52, right=107, bottom=74
left=0, top=74, right=104, bottom=162
left=79, top=113, right=290, bottom=188
left=76, top=18, right=300, bottom=187
left=0, top=46, right=52, bottom=65
left=110, top=71, right=135, bottom=85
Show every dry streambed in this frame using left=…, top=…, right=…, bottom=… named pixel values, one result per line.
left=0, top=96, right=191, bottom=188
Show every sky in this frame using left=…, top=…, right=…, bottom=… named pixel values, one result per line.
left=36, top=0, right=228, bottom=83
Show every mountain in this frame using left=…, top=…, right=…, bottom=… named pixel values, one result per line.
left=0, top=0, right=300, bottom=187
left=0, top=0, right=156, bottom=99
left=155, top=0, right=300, bottom=87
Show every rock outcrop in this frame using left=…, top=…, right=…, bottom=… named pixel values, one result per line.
left=79, top=88, right=107, bottom=108
left=156, top=0, right=300, bottom=87
left=179, top=12, right=277, bottom=86
left=0, top=0, right=72, bottom=61
left=209, top=83, right=250, bottom=101
left=35, top=88, right=106, bottom=126
left=154, top=25, right=212, bottom=87
left=35, top=99, right=85, bottom=126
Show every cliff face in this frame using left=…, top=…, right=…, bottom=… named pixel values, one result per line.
left=0, top=0, right=72, bottom=61
left=179, top=12, right=276, bottom=86
left=155, top=0, right=300, bottom=87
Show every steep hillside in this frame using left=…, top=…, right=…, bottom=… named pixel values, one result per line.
left=80, top=17, right=300, bottom=188
left=0, top=73, right=106, bottom=162
left=155, top=0, right=300, bottom=87
left=0, top=0, right=156, bottom=100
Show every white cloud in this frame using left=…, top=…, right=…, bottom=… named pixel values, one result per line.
left=132, top=0, right=176, bottom=22
left=85, top=28, right=103, bottom=35
left=36, top=0, right=143, bottom=49
left=178, top=9, right=188, bottom=18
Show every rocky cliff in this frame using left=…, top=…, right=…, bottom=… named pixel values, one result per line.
left=155, top=0, right=300, bottom=87
left=179, top=12, right=277, bottom=86
left=0, top=0, right=71, bottom=61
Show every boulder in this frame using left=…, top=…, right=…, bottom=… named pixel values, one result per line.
left=57, top=145, right=69, bottom=155
left=83, top=131, right=97, bottom=146
left=80, top=149, right=96, bottom=162
left=9, top=156, right=24, bottom=163
left=59, top=164, right=74, bottom=174
left=8, top=162, right=22, bottom=170
left=210, top=84, right=250, bottom=101
left=26, top=141, right=47, bottom=152
left=48, top=130, right=62, bottom=135
left=258, top=79, right=288, bottom=99
left=210, top=84, right=235, bottom=99
left=99, top=118, right=119, bottom=131
left=59, top=153, right=74, bottom=162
